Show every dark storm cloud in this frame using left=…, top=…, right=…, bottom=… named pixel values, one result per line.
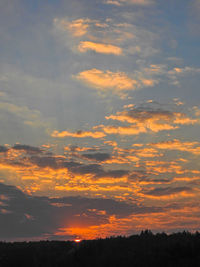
left=1, top=145, right=129, bottom=180
left=81, top=152, right=111, bottom=162
left=96, top=169, right=129, bottom=178
left=70, top=163, right=129, bottom=179
left=141, top=186, right=192, bottom=196
left=13, top=144, right=43, bottom=154
left=128, top=171, right=171, bottom=184
left=126, top=107, right=175, bottom=121
left=30, top=154, right=128, bottom=179
left=128, top=170, right=148, bottom=180
left=0, top=182, right=170, bottom=240
left=70, top=163, right=103, bottom=174
left=29, top=154, right=102, bottom=172
left=61, top=161, right=82, bottom=168
left=30, top=155, right=82, bottom=170
left=30, top=156, right=60, bottom=169
left=0, top=182, right=133, bottom=240
left=49, top=197, right=133, bottom=218
left=0, top=146, right=8, bottom=153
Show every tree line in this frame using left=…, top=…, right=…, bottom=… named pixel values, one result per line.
left=0, top=230, right=200, bottom=266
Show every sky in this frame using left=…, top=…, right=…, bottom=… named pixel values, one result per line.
left=0, top=0, right=200, bottom=241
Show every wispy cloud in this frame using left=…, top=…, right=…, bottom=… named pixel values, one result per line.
left=0, top=102, right=50, bottom=129
left=75, top=68, right=157, bottom=98
left=150, top=139, right=200, bottom=155
left=168, top=66, right=200, bottom=86
left=74, top=63, right=200, bottom=98
left=53, top=17, right=158, bottom=58
left=104, top=0, right=155, bottom=6
left=51, top=129, right=105, bottom=139
left=78, top=41, right=122, bottom=55
left=54, top=18, right=91, bottom=37
left=140, top=186, right=193, bottom=199
left=75, top=69, right=136, bottom=92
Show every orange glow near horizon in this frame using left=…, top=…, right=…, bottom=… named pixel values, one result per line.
left=74, top=239, right=81, bottom=243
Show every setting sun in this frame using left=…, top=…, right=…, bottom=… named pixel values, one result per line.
left=74, top=239, right=81, bottom=243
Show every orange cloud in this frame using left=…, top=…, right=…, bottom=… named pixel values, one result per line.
left=173, top=176, right=200, bottom=183
left=51, top=130, right=105, bottom=139
left=75, top=69, right=159, bottom=98
left=144, top=160, right=185, bottom=174
left=100, top=125, right=147, bottom=135
left=169, top=66, right=200, bottom=76
left=150, top=139, right=200, bottom=155
left=104, top=107, right=198, bottom=135
left=75, top=69, right=138, bottom=96
left=54, top=18, right=91, bottom=37
left=78, top=41, right=122, bottom=55
left=139, top=186, right=194, bottom=200
left=55, top=204, right=200, bottom=240
left=133, top=148, right=161, bottom=158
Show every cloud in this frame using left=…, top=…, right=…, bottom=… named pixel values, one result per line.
left=128, top=170, right=171, bottom=185
left=141, top=186, right=193, bottom=198
left=100, top=125, right=148, bottom=135
left=66, top=161, right=128, bottom=180
left=54, top=18, right=91, bottom=37
left=0, top=145, right=130, bottom=192
left=105, top=0, right=122, bottom=6
left=0, top=146, right=8, bottom=153
left=12, top=144, right=43, bottom=154
left=144, top=160, right=185, bottom=175
left=29, top=156, right=63, bottom=169
left=142, top=64, right=200, bottom=87
left=81, top=152, right=111, bottom=162
left=0, top=102, right=49, bottom=129
left=78, top=41, right=122, bottom=55
left=1, top=181, right=180, bottom=241
left=1, top=178, right=199, bottom=240
left=103, top=106, right=198, bottom=135
left=0, top=138, right=198, bottom=200
left=168, top=66, right=200, bottom=85
left=74, top=64, right=194, bottom=98
left=51, top=129, right=105, bottom=139
left=96, top=169, right=129, bottom=179
left=168, top=67, right=200, bottom=77
left=132, top=147, right=161, bottom=158
left=52, top=104, right=199, bottom=152
left=105, top=0, right=154, bottom=6
left=0, top=140, right=199, bottom=238
left=0, top=98, right=52, bottom=145
left=0, top=182, right=136, bottom=240
left=53, top=16, right=158, bottom=60
left=150, top=139, right=200, bottom=155
left=64, top=145, right=100, bottom=152
left=75, top=69, right=138, bottom=96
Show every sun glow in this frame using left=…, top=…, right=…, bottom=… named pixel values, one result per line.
left=74, top=239, right=81, bottom=243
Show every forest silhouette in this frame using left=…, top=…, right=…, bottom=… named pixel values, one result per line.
left=0, top=230, right=200, bottom=267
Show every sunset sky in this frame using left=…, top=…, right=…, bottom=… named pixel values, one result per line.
left=1, top=0, right=200, bottom=241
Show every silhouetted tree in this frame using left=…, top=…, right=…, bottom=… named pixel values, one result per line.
left=0, top=231, right=200, bottom=266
